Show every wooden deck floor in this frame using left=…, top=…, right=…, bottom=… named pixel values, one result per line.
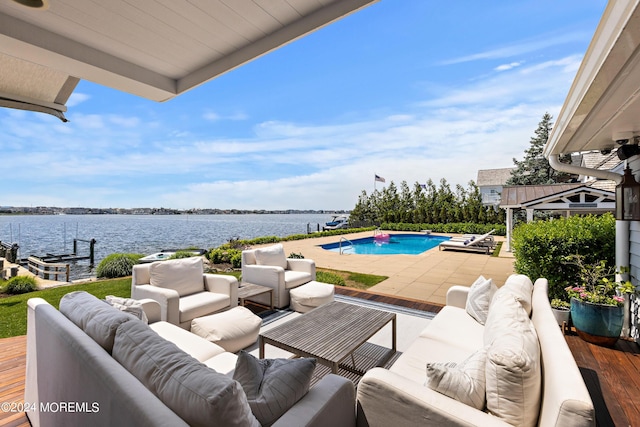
left=1, top=290, right=639, bottom=427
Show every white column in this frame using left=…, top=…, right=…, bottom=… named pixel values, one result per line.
left=526, top=209, right=534, bottom=222
left=505, top=208, right=512, bottom=252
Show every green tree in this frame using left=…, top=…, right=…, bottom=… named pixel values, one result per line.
left=507, top=112, right=574, bottom=185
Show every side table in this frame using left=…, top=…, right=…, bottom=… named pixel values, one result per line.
left=238, top=282, right=274, bottom=310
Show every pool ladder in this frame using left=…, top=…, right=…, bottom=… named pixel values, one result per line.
left=339, top=237, right=354, bottom=255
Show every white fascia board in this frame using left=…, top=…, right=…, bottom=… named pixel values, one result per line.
left=0, top=13, right=177, bottom=102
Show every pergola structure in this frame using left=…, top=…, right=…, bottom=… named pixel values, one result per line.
left=501, top=183, right=615, bottom=251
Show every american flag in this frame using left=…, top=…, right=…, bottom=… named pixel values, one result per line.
left=375, top=174, right=385, bottom=183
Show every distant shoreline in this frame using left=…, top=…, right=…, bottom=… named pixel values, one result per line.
left=0, top=208, right=350, bottom=216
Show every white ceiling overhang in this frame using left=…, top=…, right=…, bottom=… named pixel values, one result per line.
left=0, top=0, right=378, bottom=120
left=544, top=1, right=640, bottom=157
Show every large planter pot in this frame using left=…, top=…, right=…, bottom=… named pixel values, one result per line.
left=570, top=298, right=624, bottom=347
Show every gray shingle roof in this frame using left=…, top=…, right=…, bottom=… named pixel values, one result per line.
left=477, top=168, right=515, bottom=186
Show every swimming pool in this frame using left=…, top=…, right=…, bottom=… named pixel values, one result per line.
left=320, top=234, right=451, bottom=255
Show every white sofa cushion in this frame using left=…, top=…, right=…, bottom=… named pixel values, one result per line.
left=149, top=321, right=226, bottom=362
left=493, top=273, right=534, bottom=316
left=390, top=306, right=484, bottom=382
left=59, top=291, right=133, bottom=354
left=254, top=244, right=287, bottom=269
left=113, top=320, right=260, bottom=427
left=233, top=350, right=316, bottom=427
left=484, top=294, right=541, bottom=427
left=191, top=306, right=262, bottom=353
left=465, top=276, right=497, bottom=325
left=425, top=347, right=488, bottom=409
left=150, top=257, right=204, bottom=297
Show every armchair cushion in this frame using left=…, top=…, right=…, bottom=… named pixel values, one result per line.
left=254, top=244, right=287, bottom=269
left=150, top=257, right=204, bottom=297
left=179, top=292, right=231, bottom=324
left=284, top=270, right=313, bottom=289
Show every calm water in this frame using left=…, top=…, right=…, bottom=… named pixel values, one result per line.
left=321, top=234, right=450, bottom=255
left=0, top=214, right=332, bottom=279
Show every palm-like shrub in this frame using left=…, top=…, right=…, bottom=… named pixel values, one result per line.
left=96, top=253, right=144, bottom=278
left=5, top=276, right=38, bottom=294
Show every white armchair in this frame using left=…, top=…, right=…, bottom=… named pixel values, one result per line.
left=241, top=244, right=315, bottom=309
left=131, top=257, right=238, bottom=329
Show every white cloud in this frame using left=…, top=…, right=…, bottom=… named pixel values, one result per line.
left=495, top=62, right=522, bottom=72
left=0, top=50, right=584, bottom=210
left=440, top=31, right=589, bottom=65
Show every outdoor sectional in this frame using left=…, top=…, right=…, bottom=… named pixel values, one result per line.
left=24, top=291, right=356, bottom=427
left=356, top=274, right=595, bottom=427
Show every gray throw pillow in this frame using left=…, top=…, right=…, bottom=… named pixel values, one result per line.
left=233, top=350, right=316, bottom=427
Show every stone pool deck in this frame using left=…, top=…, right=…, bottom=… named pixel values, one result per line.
left=278, top=231, right=515, bottom=305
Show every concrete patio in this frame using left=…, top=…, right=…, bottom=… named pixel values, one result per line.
left=277, top=231, right=515, bottom=305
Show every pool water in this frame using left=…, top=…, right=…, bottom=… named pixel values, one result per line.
left=320, top=234, right=450, bottom=255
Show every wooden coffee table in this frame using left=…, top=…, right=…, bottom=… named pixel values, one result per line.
left=259, top=301, right=396, bottom=375
left=238, top=282, right=274, bottom=310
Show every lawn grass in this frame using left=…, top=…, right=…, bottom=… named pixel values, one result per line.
left=317, top=268, right=387, bottom=290
left=0, top=269, right=386, bottom=338
left=0, top=278, right=131, bottom=339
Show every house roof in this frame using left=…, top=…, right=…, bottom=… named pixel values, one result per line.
left=580, top=150, right=621, bottom=170
left=476, top=168, right=515, bottom=187
left=500, top=183, right=584, bottom=207
left=0, top=0, right=378, bottom=120
left=544, top=1, right=640, bottom=156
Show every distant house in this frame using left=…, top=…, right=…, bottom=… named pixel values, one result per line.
left=476, top=168, right=515, bottom=206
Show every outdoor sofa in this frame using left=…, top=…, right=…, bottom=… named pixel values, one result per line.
left=24, top=291, right=356, bottom=427
left=356, top=274, right=595, bottom=427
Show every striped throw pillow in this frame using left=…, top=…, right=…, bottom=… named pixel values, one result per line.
left=425, top=347, right=488, bottom=409
left=465, top=276, right=497, bottom=325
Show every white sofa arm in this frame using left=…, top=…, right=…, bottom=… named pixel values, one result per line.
left=446, top=286, right=470, bottom=308
left=286, top=259, right=316, bottom=280
left=204, top=274, right=239, bottom=307
left=357, top=368, right=509, bottom=427
left=132, top=284, right=180, bottom=325
left=137, top=298, right=162, bottom=324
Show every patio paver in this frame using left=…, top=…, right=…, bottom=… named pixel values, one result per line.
left=278, top=231, right=515, bottom=305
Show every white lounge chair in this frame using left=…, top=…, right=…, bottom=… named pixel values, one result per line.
left=439, top=230, right=496, bottom=254
left=449, top=229, right=495, bottom=244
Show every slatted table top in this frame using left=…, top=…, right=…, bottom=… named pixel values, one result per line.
left=260, top=301, right=396, bottom=370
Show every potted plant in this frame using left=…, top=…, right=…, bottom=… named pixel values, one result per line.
left=550, top=298, right=571, bottom=327
left=564, top=255, right=636, bottom=347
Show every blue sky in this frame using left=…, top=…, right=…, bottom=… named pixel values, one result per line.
left=1, top=0, right=607, bottom=210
